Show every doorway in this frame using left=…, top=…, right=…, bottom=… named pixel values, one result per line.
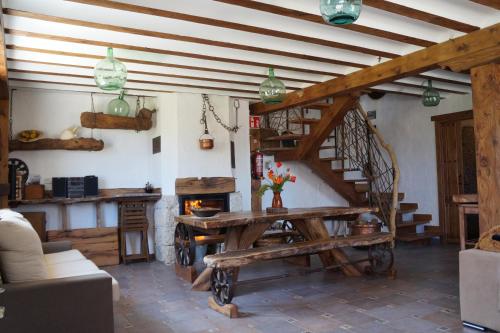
left=432, top=111, right=478, bottom=243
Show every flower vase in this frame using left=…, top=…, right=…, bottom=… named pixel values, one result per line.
left=272, top=192, right=283, bottom=208
left=266, top=191, right=288, bottom=214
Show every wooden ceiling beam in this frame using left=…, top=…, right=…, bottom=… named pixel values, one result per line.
left=8, top=69, right=266, bottom=95
left=3, top=8, right=368, bottom=69
left=6, top=58, right=304, bottom=90
left=250, top=23, right=499, bottom=115
left=470, top=0, right=500, bottom=10
left=363, top=0, right=479, bottom=33
left=5, top=29, right=344, bottom=77
left=214, top=0, right=435, bottom=47
left=67, top=0, right=398, bottom=59
left=6, top=45, right=321, bottom=85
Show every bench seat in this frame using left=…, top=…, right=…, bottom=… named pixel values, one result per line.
left=204, top=232, right=393, bottom=269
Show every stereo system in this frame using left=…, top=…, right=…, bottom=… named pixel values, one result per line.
left=52, top=176, right=98, bottom=198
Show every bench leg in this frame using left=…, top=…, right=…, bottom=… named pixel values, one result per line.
left=210, top=268, right=236, bottom=306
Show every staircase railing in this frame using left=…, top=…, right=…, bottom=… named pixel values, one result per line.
left=335, top=103, right=400, bottom=236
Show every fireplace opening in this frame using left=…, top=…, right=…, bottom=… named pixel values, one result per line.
left=178, top=193, right=230, bottom=215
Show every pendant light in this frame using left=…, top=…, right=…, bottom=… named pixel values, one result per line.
left=259, top=68, right=286, bottom=104
left=320, top=0, right=362, bottom=25
left=94, top=47, right=127, bottom=91
left=422, top=80, right=441, bottom=107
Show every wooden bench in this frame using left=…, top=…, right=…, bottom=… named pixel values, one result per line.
left=205, top=232, right=393, bottom=307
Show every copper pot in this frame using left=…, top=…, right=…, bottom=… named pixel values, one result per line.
left=350, top=221, right=381, bottom=236
left=199, top=137, right=214, bottom=150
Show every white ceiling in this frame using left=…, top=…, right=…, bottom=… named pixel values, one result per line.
left=2, top=0, right=499, bottom=101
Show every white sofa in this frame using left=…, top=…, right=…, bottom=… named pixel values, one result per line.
left=0, top=209, right=119, bottom=333
left=459, top=249, right=500, bottom=331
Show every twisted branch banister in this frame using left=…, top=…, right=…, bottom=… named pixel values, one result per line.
left=356, top=103, right=400, bottom=240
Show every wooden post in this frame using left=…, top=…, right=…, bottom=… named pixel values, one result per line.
left=0, top=10, right=9, bottom=208
left=471, top=63, right=500, bottom=235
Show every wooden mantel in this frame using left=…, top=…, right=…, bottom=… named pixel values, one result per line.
left=175, top=177, right=236, bottom=195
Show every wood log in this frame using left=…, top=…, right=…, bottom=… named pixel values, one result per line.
left=175, top=177, right=236, bottom=195
left=80, top=109, right=153, bottom=131
left=47, top=227, right=119, bottom=266
left=9, top=138, right=104, bottom=151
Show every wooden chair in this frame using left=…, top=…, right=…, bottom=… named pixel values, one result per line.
left=118, top=200, right=150, bottom=264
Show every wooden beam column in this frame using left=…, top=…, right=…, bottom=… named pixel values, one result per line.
left=0, top=10, right=9, bottom=208
left=471, top=63, right=500, bottom=234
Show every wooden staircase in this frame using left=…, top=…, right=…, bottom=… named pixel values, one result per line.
left=259, top=97, right=441, bottom=245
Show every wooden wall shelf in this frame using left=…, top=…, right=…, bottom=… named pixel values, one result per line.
left=9, top=138, right=104, bottom=151
left=80, top=109, right=153, bottom=131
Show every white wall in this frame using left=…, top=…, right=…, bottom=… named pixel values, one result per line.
left=361, top=93, right=473, bottom=226
left=9, top=88, right=158, bottom=254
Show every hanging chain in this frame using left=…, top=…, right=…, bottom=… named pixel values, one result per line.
left=201, top=94, right=239, bottom=133
left=135, top=96, right=141, bottom=117
left=200, top=94, right=209, bottom=134
left=90, top=92, right=96, bottom=138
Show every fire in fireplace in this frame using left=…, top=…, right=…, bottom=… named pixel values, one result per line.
left=178, top=193, right=230, bottom=215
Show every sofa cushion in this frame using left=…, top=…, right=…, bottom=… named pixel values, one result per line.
left=0, top=209, right=48, bottom=283
left=47, top=259, right=120, bottom=301
left=44, top=249, right=86, bottom=265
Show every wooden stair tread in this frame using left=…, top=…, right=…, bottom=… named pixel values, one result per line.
left=344, top=178, right=368, bottom=183
left=397, top=214, right=432, bottom=228
left=205, top=232, right=393, bottom=268
left=396, top=231, right=442, bottom=242
left=265, top=134, right=307, bottom=141
left=320, top=157, right=346, bottom=162
left=289, top=117, right=320, bottom=125
left=332, top=168, right=360, bottom=173
left=319, top=145, right=337, bottom=150
left=355, top=183, right=370, bottom=193
left=398, top=203, right=418, bottom=214
left=260, top=147, right=296, bottom=154
left=379, top=192, right=405, bottom=201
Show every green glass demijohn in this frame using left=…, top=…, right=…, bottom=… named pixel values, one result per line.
left=108, top=90, right=130, bottom=117
left=94, top=47, right=127, bottom=91
left=259, top=68, right=286, bottom=104
left=320, top=0, right=362, bottom=25
left=422, top=80, right=441, bottom=107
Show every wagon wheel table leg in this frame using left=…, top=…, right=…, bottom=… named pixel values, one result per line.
left=174, top=223, right=198, bottom=282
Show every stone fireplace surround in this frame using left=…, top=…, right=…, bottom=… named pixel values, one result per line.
left=153, top=177, right=242, bottom=264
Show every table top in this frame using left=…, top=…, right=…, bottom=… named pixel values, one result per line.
left=176, top=206, right=375, bottom=229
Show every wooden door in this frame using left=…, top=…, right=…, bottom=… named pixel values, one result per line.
left=433, top=111, right=474, bottom=243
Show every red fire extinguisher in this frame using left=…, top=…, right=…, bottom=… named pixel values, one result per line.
left=252, top=149, right=264, bottom=179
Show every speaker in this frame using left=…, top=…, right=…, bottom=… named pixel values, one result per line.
left=52, top=177, right=68, bottom=198
left=84, top=176, right=98, bottom=197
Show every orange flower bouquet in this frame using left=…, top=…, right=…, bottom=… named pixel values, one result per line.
left=258, top=162, right=296, bottom=209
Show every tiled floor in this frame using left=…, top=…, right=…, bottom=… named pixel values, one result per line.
left=105, top=243, right=478, bottom=333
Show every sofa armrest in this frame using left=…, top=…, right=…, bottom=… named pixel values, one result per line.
left=42, top=240, right=72, bottom=254
left=0, top=273, right=114, bottom=333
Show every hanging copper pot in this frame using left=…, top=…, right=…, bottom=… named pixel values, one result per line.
left=199, top=129, right=214, bottom=150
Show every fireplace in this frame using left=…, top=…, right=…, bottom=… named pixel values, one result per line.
left=178, top=193, right=230, bottom=215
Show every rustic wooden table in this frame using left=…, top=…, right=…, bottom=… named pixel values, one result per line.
left=453, top=194, right=479, bottom=250
left=175, top=207, right=388, bottom=291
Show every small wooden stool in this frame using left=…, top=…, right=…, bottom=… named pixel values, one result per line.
left=118, top=200, right=150, bottom=264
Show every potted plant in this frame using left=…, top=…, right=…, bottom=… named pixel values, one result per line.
left=258, top=162, right=296, bottom=213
